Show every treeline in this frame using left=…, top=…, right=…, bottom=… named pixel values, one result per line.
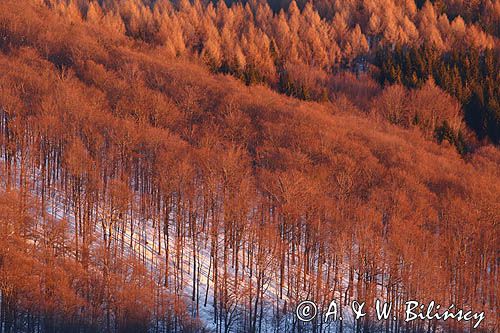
left=263, top=0, right=500, bottom=38
left=27, top=0, right=498, bottom=145
left=0, top=0, right=499, bottom=333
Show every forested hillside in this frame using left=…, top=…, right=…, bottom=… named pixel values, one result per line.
left=0, top=0, right=498, bottom=332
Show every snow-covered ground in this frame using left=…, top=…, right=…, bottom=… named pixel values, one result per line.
left=2, top=162, right=362, bottom=332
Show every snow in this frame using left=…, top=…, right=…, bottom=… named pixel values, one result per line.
left=2, top=161, right=369, bottom=332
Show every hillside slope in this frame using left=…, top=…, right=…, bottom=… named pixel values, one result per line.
left=0, top=1, right=498, bottom=332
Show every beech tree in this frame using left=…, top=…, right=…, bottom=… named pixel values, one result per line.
left=0, top=1, right=498, bottom=332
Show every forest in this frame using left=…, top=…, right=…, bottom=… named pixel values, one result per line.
left=0, top=0, right=499, bottom=332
